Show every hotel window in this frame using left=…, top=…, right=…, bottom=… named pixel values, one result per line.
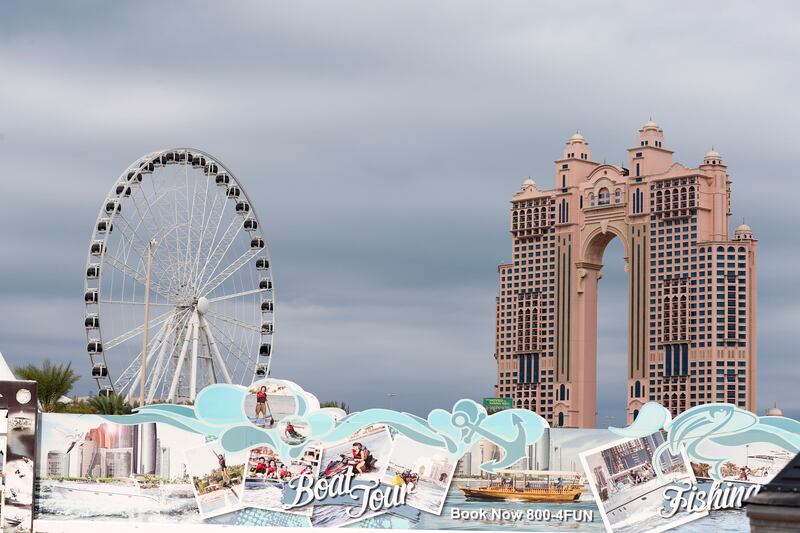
left=598, top=187, right=610, bottom=206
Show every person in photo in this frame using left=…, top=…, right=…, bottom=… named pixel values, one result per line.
left=347, top=442, right=372, bottom=474
left=254, top=386, right=271, bottom=427
left=217, top=452, right=230, bottom=485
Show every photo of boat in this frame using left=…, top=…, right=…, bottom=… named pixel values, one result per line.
left=458, top=470, right=585, bottom=502
left=43, top=477, right=165, bottom=505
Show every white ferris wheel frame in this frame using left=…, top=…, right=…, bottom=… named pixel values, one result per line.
left=83, top=148, right=275, bottom=403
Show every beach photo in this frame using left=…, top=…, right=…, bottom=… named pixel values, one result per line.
left=243, top=380, right=298, bottom=428
left=690, top=440, right=793, bottom=486
left=238, top=445, right=317, bottom=515
left=184, top=442, right=246, bottom=519
left=311, top=424, right=393, bottom=528
left=580, top=430, right=704, bottom=533
left=382, top=435, right=456, bottom=515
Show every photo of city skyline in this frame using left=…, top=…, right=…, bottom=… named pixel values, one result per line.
left=38, top=415, right=204, bottom=481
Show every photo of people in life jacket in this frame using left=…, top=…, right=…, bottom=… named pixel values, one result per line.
left=278, top=417, right=309, bottom=445
left=311, top=425, right=393, bottom=528
left=381, top=435, right=457, bottom=515
left=316, top=425, right=391, bottom=481
left=239, top=445, right=319, bottom=515
left=243, top=381, right=298, bottom=428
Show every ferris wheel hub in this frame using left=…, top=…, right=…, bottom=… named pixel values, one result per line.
left=196, top=296, right=209, bottom=315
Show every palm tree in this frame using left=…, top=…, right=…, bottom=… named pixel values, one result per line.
left=14, top=360, right=80, bottom=412
left=320, top=400, right=350, bottom=413
left=89, top=394, right=136, bottom=415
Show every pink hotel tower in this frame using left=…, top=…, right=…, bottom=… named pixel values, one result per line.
left=494, top=121, right=757, bottom=428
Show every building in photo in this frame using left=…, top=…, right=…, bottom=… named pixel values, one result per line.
left=101, top=448, right=133, bottom=478
left=455, top=452, right=472, bottom=477
left=46, top=451, right=70, bottom=477
left=495, top=121, right=757, bottom=427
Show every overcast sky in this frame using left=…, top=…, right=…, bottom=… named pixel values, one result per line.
left=2, top=1, right=798, bottom=423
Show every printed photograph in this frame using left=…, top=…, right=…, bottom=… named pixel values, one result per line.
left=239, top=444, right=318, bottom=515
left=382, top=435, right=456, bottom=515
left=36, top=414, right=206, bottom=524
left=243, top=381, right=298, bottom=428
left=2, top=381, right=38, bottom=533
left=184, top=442, right=247, bottom=519
left=690, top=441, right=793, bottom=486
left=580, top=430, right=705, bottom=533
left=278, top=417, right=309, bottom=445
left=311, top=424, right=393, bottom=528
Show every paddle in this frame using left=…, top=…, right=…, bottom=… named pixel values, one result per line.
left=266, top=399, right=275, bottom=426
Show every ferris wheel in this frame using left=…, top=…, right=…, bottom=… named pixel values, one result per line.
left=83, top=149, right=274, bottom=403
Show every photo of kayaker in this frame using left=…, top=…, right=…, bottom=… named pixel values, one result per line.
left=243, top=380, right=298, bottom=428
left=183, top=442, right=247, bottom=519
left=278, top=418, right=309, bottom=445
left=239, top=445, right=319, bottom=515
left=381, top=435, right=456, bottom=515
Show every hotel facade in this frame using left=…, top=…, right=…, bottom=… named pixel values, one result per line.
left=494, top=121, right=757, bottom=428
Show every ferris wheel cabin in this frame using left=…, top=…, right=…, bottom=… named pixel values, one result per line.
left=85, top=313, right=100, bottom=329
left=91, top=363, right=108, bottom=378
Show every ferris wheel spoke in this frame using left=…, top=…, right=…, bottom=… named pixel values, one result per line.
left=102, top=253, right=174, bottom=300
left=127, top=184, right=167, bottom=251
left=102, top=308, right=174, bottom=352
left=189, top=176, right=223, bottom=290
left=181, top=163, right=198, bottom=288
left=115, top=213, right=183, bottom=287
left=99, top=299, right=174, bottom=306
left=113, top=314, right=173, bottom=397
left=195, top=213, right=241, bottom=289
left=208, top=288, right=267, bottom=303
left=197, top=248, right=259, bottom=296
left=207, top=311, right=261, bottom=332
left=205, top=319, right=257, bottom=373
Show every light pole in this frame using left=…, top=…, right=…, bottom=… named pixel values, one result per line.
left=140, top=239, right=156, bottom=407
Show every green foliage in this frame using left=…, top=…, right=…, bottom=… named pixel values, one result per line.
left=88, top=394, right=136, bottom=415
left=58, top=400, right=99, bottom=414
left=320, top=400, right=350, bottom=413
left=14, top=360, right=80, bottom=412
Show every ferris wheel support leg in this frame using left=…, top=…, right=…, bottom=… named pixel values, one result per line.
left=203, top=332, right=216, bottom=385
left=189, top=312, right=201, bottom=401
left=168, top=312, right=197, bottom=402
left=146, top=314, right=178, bottom=403
left=200, top=316, right=233, bottom=384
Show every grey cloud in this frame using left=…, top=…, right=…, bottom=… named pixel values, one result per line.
left=1, top=0, right=798, bottom=420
